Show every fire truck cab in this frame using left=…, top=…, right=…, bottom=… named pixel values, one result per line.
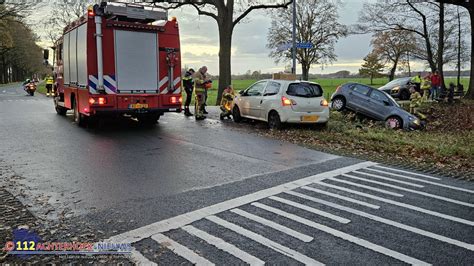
left=53, top=2, right=182, bottom=126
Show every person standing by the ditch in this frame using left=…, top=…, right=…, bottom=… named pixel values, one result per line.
left=430, top=70, right=441, bottom=100
left=411, top=73, right=422, bottom=93
left=182, top=68, right=195, bottom=116
left=45, top=74, right=54, bottom=97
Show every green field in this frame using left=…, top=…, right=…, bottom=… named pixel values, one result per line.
left=35, top=77, right=470, bottom=106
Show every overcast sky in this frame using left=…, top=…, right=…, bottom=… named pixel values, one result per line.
left=170, top=1, right=373, bottom=75
left=30, top=1, right=405, bottom=75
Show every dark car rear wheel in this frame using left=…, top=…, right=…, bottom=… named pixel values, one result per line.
left=268, top=111, right=282, bottom=130
left=232, top=105, right=242, bottom=123
left=331, top=97, right=346, bottom=111
left=385, top=116, right=402, bottom=129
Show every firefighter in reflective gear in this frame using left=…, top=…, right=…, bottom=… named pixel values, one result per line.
left=410, top=73, right=422, bottom=93
left=420, top=76, right=431, bottom=101
left=182, top=68, right=195, bottom=116
left=193, top=66, right=210, bottom=120
left=409, top=86, right=426, bottom=120
left=45, top=75, right=54, bottom=97
left=220, top=85, right=235, bottom=120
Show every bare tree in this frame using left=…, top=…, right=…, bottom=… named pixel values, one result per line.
left=371, top=30, right=415, bottom=81
left=152, top=0, right=292, bottom=104
left=266, top=0, right=346, bottom=80
left=436, top=0, right=473, bottom=99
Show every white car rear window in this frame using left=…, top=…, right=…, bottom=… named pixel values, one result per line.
left=287, top=83, right=322, bottom=98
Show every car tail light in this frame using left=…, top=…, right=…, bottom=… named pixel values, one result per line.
left=98, top=97, right=106, bottom=105
left=179, top=96, right=183, bottom=103
left=320, top=99, right=329, bottom=106
left=89, top=98, right=96, bottom=105
left=281, top=96, right=296, bottom=106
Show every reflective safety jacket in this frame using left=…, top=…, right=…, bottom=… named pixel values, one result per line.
left=182, top=71, right=194, bottom=90
left=410, top=91, right=422, bottom=108
left=45, top=76, right=54, bottom=85
left=193, top=71, right=208, bottom=93
left=411, top=76, right=421, bottom=84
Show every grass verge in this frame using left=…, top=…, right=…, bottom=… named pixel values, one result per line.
left=256, top=100, right=474, bottom=179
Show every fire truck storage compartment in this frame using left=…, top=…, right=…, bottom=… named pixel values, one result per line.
left=62, top=24, right=88, bottom=87
left=114, top=30, right=159, bottom=93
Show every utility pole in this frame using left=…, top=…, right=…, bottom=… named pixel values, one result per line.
left=291, top=0, right=296, bottom=74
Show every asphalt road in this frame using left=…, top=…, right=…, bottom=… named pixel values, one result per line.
left=1, top=83, right=473, bottom=264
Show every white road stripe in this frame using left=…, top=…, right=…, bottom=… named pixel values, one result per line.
left=312, top=183, right=474, bottom=226
left=328, top=178, right=404, bottom=197
left=151, top=233, right=214, bottom=265
left=269, top=196, right=351, bottom=224
left=107, top=162, right=374, bottom=244
left=352, top=170, right=424, bottom=188
left=285, top=191, right=474, bottom=251
left=230, top=208, right=314, bottom=242
left=342, top=174, right=474, bottom=208
left=300, top=186, right=380, bottom=209
left=364, top=168, right=474, bottom=194
left=206, top=215, right=323, bottom=265
left=371, top=165, right=441, bottom=180
left=130, top=248, right=157, bottom=265
left=182, top=225, right=265, bottom=265
left=252, top=202, right=430, bottom=265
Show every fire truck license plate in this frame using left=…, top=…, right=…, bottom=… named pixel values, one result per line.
left=129, top=103, right=149, bottom=109
left=301, top=115, right=319, bottom=122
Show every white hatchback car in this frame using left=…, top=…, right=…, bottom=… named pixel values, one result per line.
left=232, top=79, right=329, bottom=129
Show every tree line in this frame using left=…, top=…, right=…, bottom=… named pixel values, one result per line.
left=0, top=2, right=48, bottom=84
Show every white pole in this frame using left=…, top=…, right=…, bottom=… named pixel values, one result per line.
left=292, top=0, right=296, bottom=74
left=95, top=16, right=104, bottom=92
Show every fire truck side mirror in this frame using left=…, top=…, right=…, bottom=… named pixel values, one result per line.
left=43, top=49, right=49, bottom=60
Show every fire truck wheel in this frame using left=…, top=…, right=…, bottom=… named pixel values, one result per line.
left=54, top=99, right=67, bottom=116
left=73, top=100, right=88, bottom=127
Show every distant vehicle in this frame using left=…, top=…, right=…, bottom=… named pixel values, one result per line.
left=378, top=77, right=412, bottom=100
left=331, top=82, right=422, bottom=130
left=23, top=81, right=36, bottom=96
left=233, top=79, right=330, bottom=129
left=51, top=2, right=182, bottom=127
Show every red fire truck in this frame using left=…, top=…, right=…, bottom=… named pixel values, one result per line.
left=51, top=2, right=182, bottom=126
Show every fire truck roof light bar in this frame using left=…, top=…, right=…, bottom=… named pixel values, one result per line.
left=104, top=3, right=168, bottom=22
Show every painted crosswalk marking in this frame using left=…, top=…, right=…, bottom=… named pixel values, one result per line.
left=252, top=202, right=430, bottom=265
left=206, top=215, right=323, bottom=265
left=152, top=233, right=214, bottom=265
left=370, top=165, right=441, bottom=180
left=328, top=177, right=404, bottom=197
left=310, top=183, right=474, bottom=226
left=107, top=162, right=474, bottom=264
left=351, top=170, right=425, bottom=188
left=182, top=225, right=265, bottom=265
left=269, top=196, right=351, bottom=224
left=230, top=208, right=314, bottom=242
left=343, top=173, right=474, bottom=207
left=300, top=186, right=380, bottom=209
left=364, top=168, right=474, bottom=193
left=285, top=190, right=474, bottom=251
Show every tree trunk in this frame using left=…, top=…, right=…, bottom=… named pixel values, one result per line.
left=457, top=6, right=461, bottom=86
left=301, top=63, right=309, bottom=81
left=215, top=20, right=233, bottom=105
left=370, top=75, right=373, bottom=85
left=466, top=9, right=474, bottom=99
left=389, top=58, right=398, bottom=81
left=437, top=3, right=445, bottom=90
